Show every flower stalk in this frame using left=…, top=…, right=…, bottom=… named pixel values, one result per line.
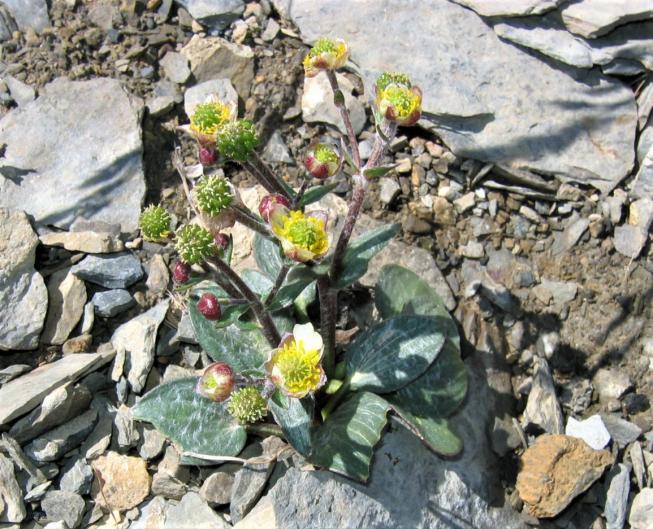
left=326, top=70, right=361, bottom=170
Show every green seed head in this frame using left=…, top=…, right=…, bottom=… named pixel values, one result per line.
left=195, top=176, right=233, bottom=216
left=139, top=204, right=171, bottom=241
left=375, top=72, right=412, bottom=92
left=227, top=386, right=268, bottom=424
left=190, top=102, right=232, bottom=137
left=175, top=224, right=216, bottom=265
left=216, top=120, right=259, bottom=162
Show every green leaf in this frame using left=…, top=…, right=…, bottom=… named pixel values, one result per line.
left=363, top=165, right=395, bottom=179
left=334, top=224, right=400, bottom=288
left=224, top=234, right=234, bottom=267
left=241, top=269, right=273, bottom=297
left=299, top=183, right=339, bottom=208
left=345, top=315, right=445, bottom=393
left=267, top=266, right=317, bottom=312
left=253, top=233, right=284, bottom=280
left=387, top=341, right=468, bottom=456
left=133, top=378, right=246, bottom=458
left=310, top=392, right=390, bottom=482
left=375, top=264, right=459, bottom=347
left=294, top=281, right=316, bottom=321
left=189, top=302, right=268, bottom=373
left=269, top=394, right=314, bottom=457
left=191, top=285, right=250, bottom=329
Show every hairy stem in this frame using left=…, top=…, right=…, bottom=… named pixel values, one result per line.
left=172, top=147, right=200, bottom=217
left=251, top=151, right=296, bottom=200
left=242, top=160, right=283, bottom=195
left=205, top=257, right=281, bottom=347
left=321, top=378, right=350, bottom=421
left=230, top=205, right=273, bottom=238
left=329, top=185, right=366, bottom=281
left=326, top=70, right=361, bottom=170
left=264, top=264, right=289, bottom=308
left=245, top=422, right=285, bottom=439
left=318, top=276, right=337, bottom=378
left=201, top=263, right=243, bottom=299
left=292, top=179, right=309, bottom=209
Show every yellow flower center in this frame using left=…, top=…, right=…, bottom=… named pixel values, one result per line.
left=381, top=85, right=419, bottom=119
left=274, top=339, right=323, bottom=395
left=274, top=211, right=328, bottom=255
left=190, top=102, right=232, bottom=136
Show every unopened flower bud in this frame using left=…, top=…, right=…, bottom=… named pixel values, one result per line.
left=258, top=193, right=291, bottom=222
left=173, top=261, right=191, bottom=284
left=374, top=72, right=422, bottom=127
left=214, top=232, right=229, bottom=251
left=227, top=386, right=268, bottom=424
left=199, top=146, right=218, bottom=166
left=304, top=143, right=340, bottom=179
left=195, top=176, right=234, bottom=217
left=176, top=224, right=216, bottom=265
left=215, top=120, right=259, bottom=162
left=139, top=204, right=171, bottom=242
left=197, top=292, right=221, bottom=321
left=196, top=362, right=234, bottom=402
left=303, top=37, right=349, bottom=78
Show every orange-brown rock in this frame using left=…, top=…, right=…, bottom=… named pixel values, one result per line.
left=516, top=434, right=613, bottom=518
left=91, top=451, right=151, bottom=512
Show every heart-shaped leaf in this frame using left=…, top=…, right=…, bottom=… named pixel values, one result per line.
left=189, top=302, right=268, bottom=372
left=310, top=392, right=390, bottom=482
left=294, top=281, right=317, bottom=321
left=299, top=183, right=339, bottom=208
left=269, top=393, right=314, bottom=457
left=267, top=266, right=317, bottom=312
left=345, top=315, right=445, bottom=393
left=241, top=269, right=274, bottom=297
left=133, top=378, right=246, bottom=458
left=253, top=233, right=285, bottom=280
left=333, top=224, right=400, bottom=288
left=375, top=264, right=459, bottom=346
left=386, top=341, right=467, bottom=456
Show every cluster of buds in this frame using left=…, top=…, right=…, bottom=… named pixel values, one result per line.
left=139, top=204, right=171, bottom=242
left=175, top=224, right=217, bottom=265
left=215, top=119, right=259, bottom=163
left=303, top=37, right=349, bottom=78
left=374, top=72, right=422, bottom=127
left=194, top=176, right=234, bottom=217
left=227, top=386, right=268, bottom=424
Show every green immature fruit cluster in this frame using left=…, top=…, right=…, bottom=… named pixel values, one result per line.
left=227, top=386, right=268, bottom=424
left=175, top=224, right=216, bottom=265
left=216, top=120, right=259, bottom=162
left=195, top=176, right=233, bottom=216
left=139, top=204, right=171, bottom=241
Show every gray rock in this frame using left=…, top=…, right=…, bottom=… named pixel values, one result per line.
left=630, top=442, right=646, bottom=490
left=262, top=131, right=293, bottom=164
left=3, top=75, right=36, bottom=106
left=261, top=18, right=280, bottom=42
left=147, top=96, right=176, bottom=117
left=92, top=289, right=135, bottom=318
left=138, top=424, right=167, bottom=460
left=174, top=0, right=244, bottom=31
left=601, top=415, right=642, bottom=449
left=0, top=350, right=114, bottom=426
left=39, top=230, right=124, bottom=254
left=111, top=299, right=170, bottom=393
left=146, top=254, right=170, bottom=296
left=523, top=357, right=564, bottom=434
left=0, top=4, right=18, bottom=42
left=551, top=216, right=589, bottom=255
left=379, top=177, right=401, bottom=206
left=302, top=72, right=366, bottom=136
left=628, top=487, right=653, bottom=529
left=114, top=404, right=140, bottom=449
left=230, top=452, right=276, bottom=523
left=533, top=278, right=578, bottom=306
left=605, top=463, right=631, bottom=529
left=0, top=364, right=30, bottom=385
left=41, top=490, right=85, bottom=529
left=81, top=302, right=95, bottom=334
left=60, top=458, right=93, bottom=496
left=0, top=78, right=145, bottom=233
left=181, top=36, right=254, bottom=99
left=24, top=479, right=52, bottom=502
left=200, top=471, right=235, bottom=506
left=72, top=252, right=143, bottom=289
left=183, top=78, right=238, bottom=119
left=561, top=0, right=653, bottom=39
left=594, top=368, right=633, bottom=402
left=80, top=415, right=113, bottom=460
left=632, top=143, right=653, bottom=202
left=164, top=491, right=232, bottom=529
left=0, top=453, right=25, bottom=523
left=614, top=224, right=649, bottom=259
left=130, top=496, right=168, bottom=529
left=287, top=0, right=637, bottom=194
left=565, top=415, right=611, bottom=450
left=450, top=0, right=562, bottom=17
left=152, top=473, right=188, bottom=500
left=9, top=383, right=92, bottom=444
left=0, top=208, right=47, bottom=351
left=25, top=409, right=98, bottom=462
left=41, top=268, right=87, bottom=345
left=637, top=80, right=653, bottom=131
left=3, top=0, right=49, bottom=33
left=160, top=51, right=191, bottom=84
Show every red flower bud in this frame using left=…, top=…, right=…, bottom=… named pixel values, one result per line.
left=199, top=146, right=218, bottom=166
left=259, top=194, right=291, bottom=222
left=173, top=261, right=191, bottom=284
left=304, top=143, right=340, bottom=179
left=197, top=293, right=221, bottom=321
left=213, top=232, right=229, bottom=251
left=196, top=362, right=234, bottom=402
